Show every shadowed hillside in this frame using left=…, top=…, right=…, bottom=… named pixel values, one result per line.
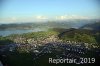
left=80, top=22, right=100, bottom=30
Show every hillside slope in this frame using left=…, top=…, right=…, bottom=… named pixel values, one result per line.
left=80, top=22, right=100, bottom=30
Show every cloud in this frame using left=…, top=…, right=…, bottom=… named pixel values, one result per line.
left=0, top=17, right=35, bottom=23
left=11, top=17, right=17, bottom=21
left=55, top=15, right=89, bottom=20
left=36, top=16, right=48, bottom=20
left=0, top=17, right=17, bottom=23
left=0, top=15, right=91, bottom=23
left=56, top=16, right=66, bottom=20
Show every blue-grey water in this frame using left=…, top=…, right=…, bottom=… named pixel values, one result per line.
left=0, top=28, right=47, bottom=37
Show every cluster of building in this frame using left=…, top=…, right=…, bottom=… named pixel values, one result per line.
left=0, top=37, right=100, bottom=65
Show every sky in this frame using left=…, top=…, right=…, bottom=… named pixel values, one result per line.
left=0, top=0, right=100, bottom=23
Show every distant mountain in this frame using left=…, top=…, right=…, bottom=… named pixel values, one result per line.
left=80, top=22, right=100, bottom=31
left=0, top=22, right=71, bottom=30
left=0, top=23, right=34, bottom=30
left=0, top=19, right=99, bottom=30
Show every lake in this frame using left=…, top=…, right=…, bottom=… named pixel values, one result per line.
left=0, top=28, right=47, bottom=37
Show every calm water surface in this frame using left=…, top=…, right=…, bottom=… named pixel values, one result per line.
left=0, top=28, right=47, bottom=36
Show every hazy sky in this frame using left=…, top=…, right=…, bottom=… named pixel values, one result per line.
left=0, top=0, right=100, bottom=23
